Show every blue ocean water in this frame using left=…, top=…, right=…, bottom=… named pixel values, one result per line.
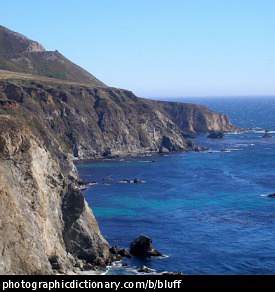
left=76, top=97, right=275, bottom=274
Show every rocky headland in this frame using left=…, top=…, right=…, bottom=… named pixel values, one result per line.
left=0, top=25, right=237, bottom=274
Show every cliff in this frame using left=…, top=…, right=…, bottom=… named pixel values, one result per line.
left=0, top=25, right=237, bottom=274
left=159, top=101, right=233, bottom=133
left=0, top=116, right=110, bottom=274
left=0, top=80, right=235, bottom=159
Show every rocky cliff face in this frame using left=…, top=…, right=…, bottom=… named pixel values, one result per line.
left=0, top=25, right=45, bottom=54
left=0, top=81, right=235, bottom=159
left=0, top=116, right=110, bottom=274
left=159, top=101, right=234, bottom=133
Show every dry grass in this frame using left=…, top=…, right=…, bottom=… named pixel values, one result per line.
left=0, top=69, right=100, bottom=88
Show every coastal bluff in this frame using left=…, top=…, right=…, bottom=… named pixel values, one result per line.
left=0, top=117, right=110, bottom=274
left=0, top=25, right=236, bottom=274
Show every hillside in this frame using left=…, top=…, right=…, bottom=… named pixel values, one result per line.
left=0, top=26, right=105, bottom=86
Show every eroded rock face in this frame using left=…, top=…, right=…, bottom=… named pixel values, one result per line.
left=159, top=101, right=235, bottom=133
left=0, top=117, right=110, bottom=274
left=0, top=25, right=45, bottom=54
left=0, top=82, right=236, bottom=159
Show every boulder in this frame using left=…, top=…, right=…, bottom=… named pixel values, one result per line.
left=138, top=265, right=155, bottom=273
left=133, top=177, right=142, bottom=184
left=110, top=246, right=131, bottom=258
left=110, top=246, right=120, bottom=254
left=262, top=130, right=272, bottom=138
left=130, top=235, right=162, bottom=257
left=118, top=248, right=131, bottom=258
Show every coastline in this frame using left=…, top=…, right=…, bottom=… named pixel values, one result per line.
left=76, top=125, right=275, bottom=274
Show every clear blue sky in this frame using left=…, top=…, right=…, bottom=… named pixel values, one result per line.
left=1, top=0, right=275, bottom=97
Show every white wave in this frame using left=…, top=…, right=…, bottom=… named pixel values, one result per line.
left=229, top=149, right=244, bottom=151
left=157, top=254, right=170, bottom=259
left=248, top=129, right=275, bottom=134
left=235, top=144, right=250, bottom=147
left=119, top=180, right=146, bottom=184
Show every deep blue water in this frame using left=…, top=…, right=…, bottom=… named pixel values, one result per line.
left=76, top=97, right=275, bottom=274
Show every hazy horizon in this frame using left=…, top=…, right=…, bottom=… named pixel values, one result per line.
left=1, top=0, right=275, bottom=97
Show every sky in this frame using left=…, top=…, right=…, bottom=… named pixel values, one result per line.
left=1, top=0, right=275, bottom=97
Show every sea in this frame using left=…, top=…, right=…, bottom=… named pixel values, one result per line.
left=76, top=97, right=275, bottom=275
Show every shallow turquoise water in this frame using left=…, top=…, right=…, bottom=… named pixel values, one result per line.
left=77, top=97, right=275, bottom=274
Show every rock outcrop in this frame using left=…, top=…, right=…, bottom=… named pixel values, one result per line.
left=159, top=101, right=235, bottom=132
left=130, top=235, right=162, bottom=257
left=0, top=116, right=110, bottom=274
left=138, top=266, right=155, bottom=273
left=0, top=25, right=45, bottom=54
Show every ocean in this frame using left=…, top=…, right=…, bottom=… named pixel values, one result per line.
left=76, top=97, right=275, bottom=274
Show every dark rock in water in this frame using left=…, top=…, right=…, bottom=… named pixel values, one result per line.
left=110, top=246, right=131, bottom=258
left=123, top=179, right=131, bottom=183
left=130, top=235, right=162, bottom=257
left=194, top=146, right=208, bottom=152
left=268, top=193, right=275, bottom=198
left=207, top=130, right=224, bottom=139
left=133, top=177, right=142, bottom=184
left=121, top=261, right=128, bottom=267
left=112, top=255, right=122, bottom=261
left=118, top=248, right=132, bottom=258
left=138, top=265, right=155, bottom=273
left=110, top=246, right=120, bottom=254
left=262, top=130, right=272, bottom=138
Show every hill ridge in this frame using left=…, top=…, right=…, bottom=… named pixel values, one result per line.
left=0, top=25, right=105, bottom=86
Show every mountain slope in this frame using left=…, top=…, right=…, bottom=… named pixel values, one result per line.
left=0, top=26, right=105, bottom=86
